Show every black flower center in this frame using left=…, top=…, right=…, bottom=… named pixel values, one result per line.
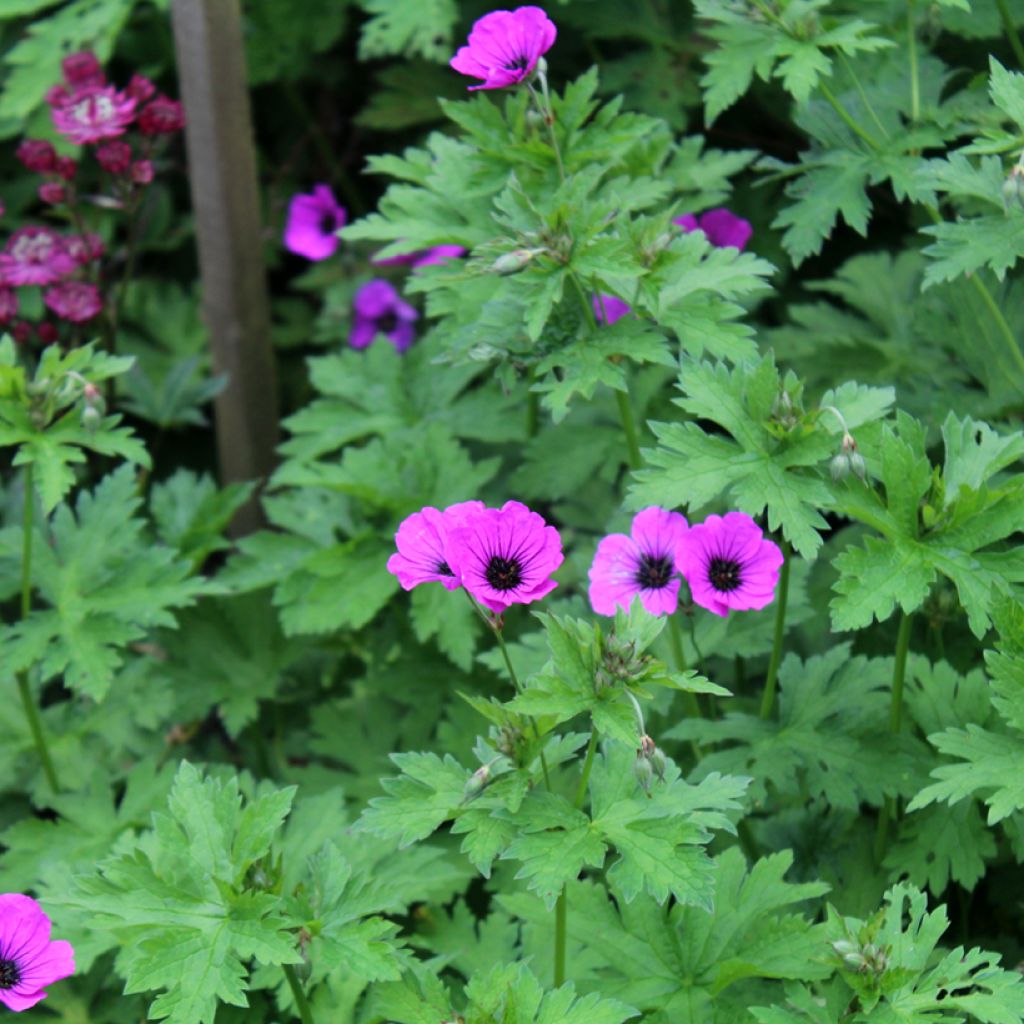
left=319, top=212, right=337, bottom=236
left=485, top=555, right=522, bottom=591
left=0, top=958, right=20, bottom=989
left=708, top=557, right=742, bottom=593
left=635, top=553, right=674, bottom=590
left=504, top=55, right=529, bottom=71
left=437, top=561, right=454, bottom=577
left=377, top=312, right=399, bottom=333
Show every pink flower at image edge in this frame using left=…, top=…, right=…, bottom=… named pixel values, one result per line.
left=283, top=184, right=347, bottom=261
left=589, top=506, right=690, bottom=617
left=450, top=6, right=557, bottom=91
left=682, top=511, right=783, bottom=618
left=446, top=500, right=564, bottom=614
left=0, top=893, right=75, bottom=1012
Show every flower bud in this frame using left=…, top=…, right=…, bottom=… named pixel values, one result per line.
left=463, top=764, right=492, bottom=800
left=491, top=249, right=537, bottom=275
left=849, top=450, right=866, bottom=480
left=38, top=182, right=65, bottom=205
left=80, top=403, right=103, bottom=432
left=634, top=753, right=654, bottom=795
left=830, top=452, right=851, bottom=481
left=1003, top=165, right=1024, bottom=213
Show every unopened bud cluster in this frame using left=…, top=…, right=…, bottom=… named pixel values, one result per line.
left=831, top=938, right=890, bottom=976
left=634, top=734, right=666, bottom=794
left=595, top=634, right=649, bottom=692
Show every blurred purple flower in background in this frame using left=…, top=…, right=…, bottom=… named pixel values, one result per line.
left=674, top=208, right=752, bottom=251
left=349, top=279, right=418, bottom=352
left=283, top=184, right=347, bottom=261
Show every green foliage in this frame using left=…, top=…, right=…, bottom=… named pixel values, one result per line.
left=830, top=412, right=1024, bottom=636
left=356, top=0, right=458, bottom=62
left=2, top=467, right=206, bottom=699
left=0, top=339, right=148, bottom=512
left=632, top=355, right=893, bottom=558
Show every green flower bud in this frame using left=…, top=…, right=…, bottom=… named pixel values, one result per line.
left=491, top=249, right=541, bottom=275
left=80, top=403, right=103, bottom=432
left=634, top=753, right=654, bottom=795
left=463, top=764, right=491, bottom=800
left=1003, top=166, right=1024, bottom=213
left=830, top=452, right=851, bottom=481
left=849, top=450, right=866, bottom=480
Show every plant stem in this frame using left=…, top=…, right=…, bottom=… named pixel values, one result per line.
left=15, top=465, right=59, bottom=795
left=614, top=390, right=643, bottom=471
left=873, top=611, right=912, bottom=863
left=997, top=0, right=1024, bottom=69
left=818, top=81, right=880, bottom=149
left=529, top=78, right=566, bottom=183
left=281, top=963, right=316, bottom=1024
left=907, top=0, right=920, bottom=123
left=759, top=542, right=791, bottom=720
left=970, top=272, right=1024, bottom=377
left=667, top=615, right=703, bottom=757
left=554, top=728, right=599, bottom=987
left=527, top=390, right=540, bottom=438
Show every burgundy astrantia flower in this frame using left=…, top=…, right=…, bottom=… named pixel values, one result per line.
left=674, top=208, right=753, bottom=251
left=681, top=511, right=783, bottom=618
left=372, top=244, right=466, bottom=269
left=0, top=228, right=75, bottom=286
left=137, top=95, right=186, bottom=136
left=387, top=501, right=485, bottom=591
left=450, top=6, right=557, bottom=91
left=283, top=184, right=346, bottom=261
left=15, top=140, right=57, bottom=174
left=61, top=51, right=104, bottom=88
left=96, top=140, right=132, bottom=174
left=446, top=500, right=564, bottom=614
left=350, top=279, right=418, bottom=352
left=589, top=507, right=690, bottom=617
left=0, top=288, right=17, bottom=324
left=64, top=233, right=104, bottom=265
left=51, top=85, right=136, bottom=145
left=0, top=893, right=75, bottom=1012
left=593, top=293, right=631, bottom=325
left=44, top=281, right=103, bottom=323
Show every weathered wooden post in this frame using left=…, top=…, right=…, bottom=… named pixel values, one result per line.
left=170, top=0, right=279, bottom=533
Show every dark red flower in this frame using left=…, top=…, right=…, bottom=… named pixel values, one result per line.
left=131, top=160, right=154, bottom=185
left=16, top=140, right=57, bottom=174
left=36, top=321, right=59, bottom=345
left=55, top=157, right=78, bottom=181
left=38, top=183, right=65, bottom=205
left=9, top=321, right=33, bottom=344
left=125, top=74, right=156, bottom=103
left=95, top=140, right=132, bottom=174
left=61, top=51, right=104, bottom=87
left=137, top=96, right=185, bottom=136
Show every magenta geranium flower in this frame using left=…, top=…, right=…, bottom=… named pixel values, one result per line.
left=350, top=279, right=418, bottom=352
left=593, top=294, right=631, bottom=324
left=450, top=6, right=557, bottom=91
left=283, top=184, right=346, bottom=261
left=681, top=512, right=783, bottom=618
left=0, top=893, right=75, bottom=1012
left=674, top=208, right=752, bottom=251
left=446, top=500, right=563, bottom=614
left=51, top=85, right=136, bottom=145
left=589, top=507, right=690, bottom=617
left=44, top=281, right=103, bottom=323
left=372, top=244, right=466, bottom=269
left=387, top=500, right=485, bottom=591
left=0, top=228, right=76, bottom=287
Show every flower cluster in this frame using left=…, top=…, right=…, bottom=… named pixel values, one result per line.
left=589, top=507, right=783, bottom=618
left=387, top=499, right=563, bottom=614
left=0, top=893, right=75, bottom=1012
left=1, top=51, right=183, bottom=346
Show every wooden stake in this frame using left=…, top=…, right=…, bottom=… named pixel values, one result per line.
left=171, top=0, right=279, bottom=533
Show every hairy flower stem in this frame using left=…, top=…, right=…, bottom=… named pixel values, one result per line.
left=759, top=542, right=791, bottom=720
left=818, top=81, right=881, bottom=149
left=463, top=591, right=552, bottom=788
left=528, top=78, right=566, bottom=183
left=281, top=963, right=316, bottom=1024
left=15, top=465, right=60, bottom=795
left=874, top=611, right=913, bottom=864
left=554, top=727, right=599, bottom=987
left=997, top=0, right=1024, bottom=68
left=907, top=0, right=920, bottom=123
left=668, top=616, right=703, bottom=758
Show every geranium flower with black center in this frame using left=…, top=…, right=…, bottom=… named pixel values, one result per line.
left=588, top=506, right=689, bottom=616
left=450, top=6, right=557, bottom=91
left=283, top=184, right=347, bottom=261
left=446, top=500, right=563, bottom=614
left=681, top=511, right=783, bottom=618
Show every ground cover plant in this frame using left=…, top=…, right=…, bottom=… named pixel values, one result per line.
left=2, top=0, right=1024, bottom=1021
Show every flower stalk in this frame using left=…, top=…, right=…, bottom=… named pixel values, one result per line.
left=15, top=464, right=60, bottom=795
left=759, top=541, right=791, bottom=720
left=281, top=963, right=316, bottom=1024
left=873, top=611, right=913, bottom=863
left=554, top=726, right=598, bottom=987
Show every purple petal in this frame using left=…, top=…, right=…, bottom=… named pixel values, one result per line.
left=698, top=208, right=753, bottom=250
